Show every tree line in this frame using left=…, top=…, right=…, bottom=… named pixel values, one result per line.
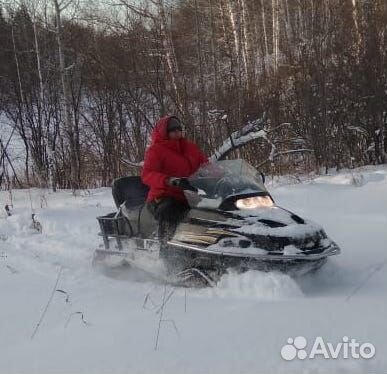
left=0, top=0, right=386, bottom=190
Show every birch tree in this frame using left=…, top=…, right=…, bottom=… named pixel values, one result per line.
left=53, top=0, right=79, bottom=191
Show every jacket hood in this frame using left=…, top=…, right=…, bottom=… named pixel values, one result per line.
left=151, top=115, right=181, bottom=144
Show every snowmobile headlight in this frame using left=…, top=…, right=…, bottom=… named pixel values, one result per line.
left=235, top=195, right=274, bottom=209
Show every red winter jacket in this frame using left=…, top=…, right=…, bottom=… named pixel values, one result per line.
left=141, top=116, right=208, bottom=202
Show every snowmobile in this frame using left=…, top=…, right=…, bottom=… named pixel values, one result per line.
left=95, top=159, right=340, bottom=286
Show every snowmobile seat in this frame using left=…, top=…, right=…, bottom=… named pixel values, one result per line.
left=112, top=176, right=149, bottom=210
left=103, top=176, right=150, bottom=240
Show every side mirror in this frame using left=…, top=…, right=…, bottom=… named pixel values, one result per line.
left=260, top=172, right=266, bottom=184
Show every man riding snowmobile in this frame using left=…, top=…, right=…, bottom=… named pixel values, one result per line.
left=141, top=115, right=208, bottom=244
left=97, top=117, right=340, bottom=285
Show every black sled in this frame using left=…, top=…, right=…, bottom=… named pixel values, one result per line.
left=95, top=160, right=340, bottom=286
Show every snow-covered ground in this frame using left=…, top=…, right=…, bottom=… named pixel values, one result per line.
left=0, top=166, right=386, bottom=374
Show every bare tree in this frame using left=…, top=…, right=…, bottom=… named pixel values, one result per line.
left=53, top=0, right=79, bottom=191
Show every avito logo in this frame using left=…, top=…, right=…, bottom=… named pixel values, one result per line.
left=281, top=336, right=375, bottom=361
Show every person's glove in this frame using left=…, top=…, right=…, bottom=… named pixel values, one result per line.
left=168, top=177, right=198, bottom=192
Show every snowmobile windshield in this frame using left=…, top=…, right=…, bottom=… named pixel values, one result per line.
left=185, top=159, right=267, bottom=209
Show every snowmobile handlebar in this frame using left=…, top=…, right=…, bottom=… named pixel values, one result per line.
left=168, top=177, right=198, bottom=192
